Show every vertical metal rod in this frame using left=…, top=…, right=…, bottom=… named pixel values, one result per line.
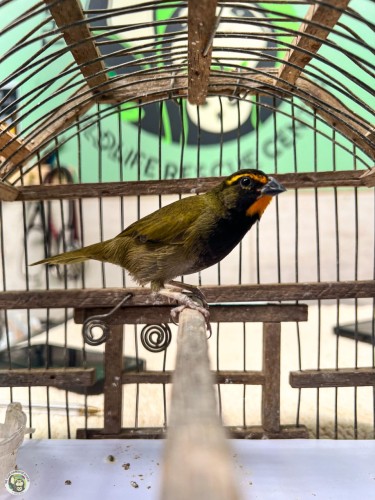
left=333, top=128, right=340, bottom=439
left=291, top=98, right=302, bottom=428
left=97, top=104, right=106, bottom=288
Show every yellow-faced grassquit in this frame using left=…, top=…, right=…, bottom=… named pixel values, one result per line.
left=31, top=169, right=285, bottom=321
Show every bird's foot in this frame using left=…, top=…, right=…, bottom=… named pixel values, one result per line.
left=158, top=288, right=212, bottom=337
left=166, top=280, right=208, bottom=308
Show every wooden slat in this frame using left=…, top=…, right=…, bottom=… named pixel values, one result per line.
left=277, top=0, right=350, bottom=87
left=160, top=308, right=240, bottom=500
left=360, top=167, right=375, bottom=187
left=121, top=370, right=266, bottom=385
left=103, top=325, right=123, bottom=434
left=290, top=367, right=375, bottom=388
left=262, top=322, right=281, bottom=432
left=294, top=79, right=375, bottom=161
left=74, top=304, right=308, bottom=325
left=76, top=426, right=168, bottom=439
left=0, top=368, right=95, bottom=387
left=98, top=68, right=280, bottom=104
left=0, top=123, right=33, bottom=169
left=14, top=170, right=370, bottom=202
left=227, top=425, right=309, bottom=439
left=187, top=0, right=218, bottom=104
left=43, top=0, right=109, bottom=92
left=76, top=424, right=309, bottom=440
left=0, top=281, right=373, bottom=309
left=0, top=181, right=19, bottom=201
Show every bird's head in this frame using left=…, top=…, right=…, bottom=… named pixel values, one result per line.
left=219, top=169, right=286, bottom=220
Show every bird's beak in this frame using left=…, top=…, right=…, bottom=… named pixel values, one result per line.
left=261, top=177, right=286, bottom=196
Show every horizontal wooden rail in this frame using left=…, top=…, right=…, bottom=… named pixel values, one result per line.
left=76, top=424, right=309, bottom=440
left=0, top=181, right=19, bottom=201
left=74, top=304, right=307, bottom=325
left=290, top=367, right=375, bottom=388
left=160, top=308, right=240, bottom=500
left=0, top=281, right=373, bottom=309
left=0, top=367, right=95, bottom=387
left=12, top=170, right=372, bottom=201
left=121, top=370, right=266, bottom=385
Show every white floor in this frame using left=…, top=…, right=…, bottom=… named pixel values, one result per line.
left=4, top=439, right=375, bottom=499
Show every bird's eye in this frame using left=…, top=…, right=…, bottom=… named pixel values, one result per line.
left=240, top=177, right=252, bottom=187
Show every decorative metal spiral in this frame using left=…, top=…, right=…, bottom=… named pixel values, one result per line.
left=82, top=293, right=132, bottom=346
left=140, top=324, right=172, bottom=353
left=82, top=317, right=110, bottom=346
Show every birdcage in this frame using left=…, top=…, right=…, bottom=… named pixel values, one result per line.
left=0, top=0, right=374, bottom=498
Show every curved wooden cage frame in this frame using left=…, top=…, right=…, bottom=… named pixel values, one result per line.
left=0, top=0, right=374, bottom=195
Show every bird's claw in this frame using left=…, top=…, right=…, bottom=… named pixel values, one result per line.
left=158, top=287, right=212, bottom=338
left=170, top=300, right=212, bottom=339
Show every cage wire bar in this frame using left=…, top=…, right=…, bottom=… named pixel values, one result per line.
left=0, top=0, right=373, bottom=444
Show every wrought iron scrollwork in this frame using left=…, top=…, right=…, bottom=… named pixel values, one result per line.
left=82, top=293, right=132, bottom=346
left=140, top=323, right=172, bottom=353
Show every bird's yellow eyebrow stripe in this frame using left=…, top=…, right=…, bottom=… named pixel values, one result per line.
left=225, top=173, right=268, bottom=186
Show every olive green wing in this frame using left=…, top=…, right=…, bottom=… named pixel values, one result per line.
left=117, top=195, right=208, bottom=245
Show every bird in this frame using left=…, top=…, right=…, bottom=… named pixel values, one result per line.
left=31, top=169, right=286, bottom=325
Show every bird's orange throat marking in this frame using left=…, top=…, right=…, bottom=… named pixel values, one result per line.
left=246, top=195, right=273, bottom=218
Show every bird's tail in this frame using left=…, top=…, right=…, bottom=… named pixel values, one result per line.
left=30, top=241, right=106, bottom=267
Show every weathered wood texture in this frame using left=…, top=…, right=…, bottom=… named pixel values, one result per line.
left=360, top=167, right=375, bottom=187
left=187, top=0, right=217, bottom=104
left=160, top=308, right=240, bottom=500
left=262, top=322, right=281, bottom=432
left=0, top=123, right=32, bottom=171
left=277, top=0, right=350, bottom=87
left=290, top=367, right=375, bottom=388
left=227, top=425, right=309, bottom=439
left=0, top=368, right=95, bottom=387
left=121, top=370, right=266, bottom=385
left=103, top=325, right=123, bottom=434
left=13, top=170, right=372, bottom=201
left=0, top=181, right=19, bottom=201
left=76, top=424, right=309, bottom=440
left=43, top=0, right=109, bottom=92
left=0, top=281, right=372, bottom=309
left=74, top=304, right=308, bottom=325
left=76, top=427, right=168, bottom=439
left=98, top=67, right=278, bottom=104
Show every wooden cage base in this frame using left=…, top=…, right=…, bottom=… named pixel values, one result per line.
left=76, top=425, right=309, bottom=440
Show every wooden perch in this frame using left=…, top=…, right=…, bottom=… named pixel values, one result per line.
left=0, top=280, right=373, bottom=310
left=43, top=0, right=109, bottom=92
left=277, top=0, right=350, bottom=87
left=160, top=308, right=240, bottom=500
left=188, top=0, right=218, bottom=104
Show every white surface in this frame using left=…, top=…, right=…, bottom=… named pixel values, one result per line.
left=1, top=439, right=374, bottom=499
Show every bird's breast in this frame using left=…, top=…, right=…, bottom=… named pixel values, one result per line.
left=193, top=212, right=255, bottom=270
